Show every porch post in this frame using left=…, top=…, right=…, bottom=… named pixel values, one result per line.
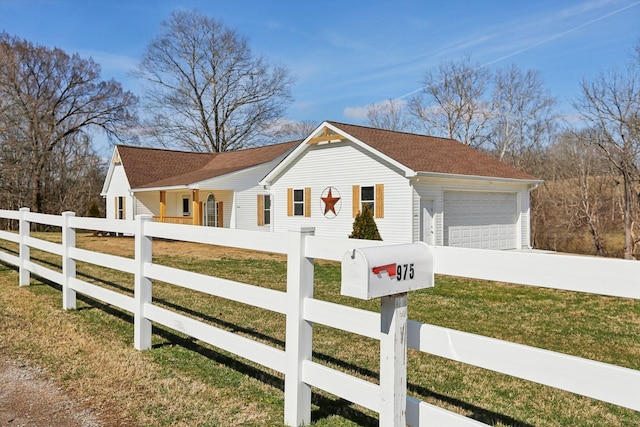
left=192, top=189, right=200, bottom=225
left=159, top=191, right=166, bottom=222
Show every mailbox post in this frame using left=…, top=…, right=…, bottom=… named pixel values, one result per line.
left=341, top=242, right=434, bottom=427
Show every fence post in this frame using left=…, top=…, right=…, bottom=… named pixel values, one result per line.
left=62, top=211, right=77, bottom=310
left=284, top=226, right=315, bottom=427
left=379, top=293, right=408, bottom=426
left=134, top=214, right=153, bottom=350
left=18, top=207, right=30, bottom=286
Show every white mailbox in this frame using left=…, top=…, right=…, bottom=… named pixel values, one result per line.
left=341, top=242, right=434, bottom=300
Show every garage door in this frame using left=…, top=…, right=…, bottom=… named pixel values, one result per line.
left=444, top=191, right=517, bottom=249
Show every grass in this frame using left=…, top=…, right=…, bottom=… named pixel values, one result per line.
left=0, top=233, right=639, bottom=426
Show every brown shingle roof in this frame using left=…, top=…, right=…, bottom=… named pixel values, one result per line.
left=117, top=145, right=214, bottom=189
left=328, top=122, right=538, bottom=181
left=117, top=122, right=537, bottom=191
left=120, top=141, right=299, bottom=189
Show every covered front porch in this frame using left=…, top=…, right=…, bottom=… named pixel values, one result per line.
left=146, top=189, right=229, bottom=227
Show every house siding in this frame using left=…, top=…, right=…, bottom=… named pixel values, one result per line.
left=520, top=190, right=531, bottom=248
left=197, top=162, right=281, bottom=231
left=104, top=163, right=133, bottom=221
left=136, top=192, right=157, bottom=217
left=270, top=142, right=413, bottom=242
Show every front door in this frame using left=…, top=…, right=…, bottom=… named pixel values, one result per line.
left=204, top=194, right=218, bottom=227
left=420, top=199, right=434, bottom=245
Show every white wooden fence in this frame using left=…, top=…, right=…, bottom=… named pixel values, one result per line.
left=0, top=207, right=639, bottom=426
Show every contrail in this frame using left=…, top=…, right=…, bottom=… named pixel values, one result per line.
left=395, top=0, right=640, bottom=101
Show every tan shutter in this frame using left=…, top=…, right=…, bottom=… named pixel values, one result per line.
left=217, top=201, right=223, bottom=227
left=352, top=185, right=360, bottom=217
left=287, top=188, right=293, bottom=216
left=257, top=195, right=264, bottom=226
left=122, top=197, right=126, bottom=220
left=375, top=184, right=384, bottom=218
left=114, top=197, right=118, bottom=219
left=304, top=187, right=311, bottom=217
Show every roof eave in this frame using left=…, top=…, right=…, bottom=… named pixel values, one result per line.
left=414, top=171, right=543, bottom=185
left=131, top=185, right=190, bottom=193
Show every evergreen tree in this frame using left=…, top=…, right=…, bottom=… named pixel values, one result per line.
left=349, top=205, right=382, bottom=240
left=86, top=199, right=101, bottom=218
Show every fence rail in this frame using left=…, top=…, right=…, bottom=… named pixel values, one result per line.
left=0, top=208, right=638, bottom=426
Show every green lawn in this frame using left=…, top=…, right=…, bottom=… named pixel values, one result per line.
left=0, top=233, right=638, bottom=426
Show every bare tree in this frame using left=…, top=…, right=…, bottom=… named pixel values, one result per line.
left=408, top=54, right=491, bottom=148
left=0, top=32, right=138, bottom=214
left=266, top=119, right=317, bottom=142
left=552, top=131, right=613, bottom=255
left=135, top=10, right=295, bottom=153
left=574, top=47, right=640, bottom=259
left=488, top=65, right=557, bottom=167
left=366, top=99, right=415, bottom=132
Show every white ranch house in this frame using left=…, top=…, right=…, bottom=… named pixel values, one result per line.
left=101, top=121, right=541, bottom=249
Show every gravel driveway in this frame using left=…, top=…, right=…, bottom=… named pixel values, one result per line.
left=0, top=357, right=103, bottom=427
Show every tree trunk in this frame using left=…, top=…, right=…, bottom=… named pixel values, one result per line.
left=622, top=170, right=635, bottom=259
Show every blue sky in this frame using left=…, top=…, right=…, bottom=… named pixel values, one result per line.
left=1, top=0, right=639, bottom=127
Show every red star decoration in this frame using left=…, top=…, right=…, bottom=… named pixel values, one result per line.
left=321, top=188, right=341, bottom=215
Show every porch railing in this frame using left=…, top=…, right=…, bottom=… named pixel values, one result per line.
left=152, top=215, right=193, bottom=225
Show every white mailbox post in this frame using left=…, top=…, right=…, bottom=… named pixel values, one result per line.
left=341, top=242, right=435, bottom=427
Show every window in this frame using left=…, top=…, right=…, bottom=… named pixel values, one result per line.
left=257, top=194, right=271, bottom=226
left=264, top=195, right=271, bottom=225
left=352, top=184, right=384, bottom=218
left=361, top=186, right=375, bottom=212
left=182, top=197, right=190, bottom=216
left=115, top=196, right=125, bottom=220
left=293, top=189, right=304, bottom=216
left=287, top=187, right=311, bottom=217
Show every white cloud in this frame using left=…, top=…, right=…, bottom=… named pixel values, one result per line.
left=343, top=105, right=369, bottom=120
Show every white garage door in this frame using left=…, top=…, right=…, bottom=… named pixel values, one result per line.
left=444, top=191, right=517, bottom=249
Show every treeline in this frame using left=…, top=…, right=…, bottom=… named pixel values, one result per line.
left=0, top=32, right=138, bottom=219
left=0, top=10, right=638, bottom=257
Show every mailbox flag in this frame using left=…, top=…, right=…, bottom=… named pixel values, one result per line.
left=372, top=263, right=396, bottom=278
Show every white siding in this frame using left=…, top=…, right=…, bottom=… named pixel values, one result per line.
left=136, top=192, right=158, bottom=217
left=270, top=142, right=413, bottom=242
left=103, top=163, right=133, bottom=221
left=198, top=162, right=279, bottom=231
left=520, top=190, right=531, bottom=248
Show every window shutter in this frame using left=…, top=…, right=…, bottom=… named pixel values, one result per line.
left=304, top=187, right=311, bottom=217
left=217, top=201, right=223, bottom=227
left=123, top=198, right=126, bottom=220
left=352, top=185, right=360, bottom=217
left=114, top=197, right=117, bottom=219
left=257, top=195, right=264, bottom=226
left=287, top=188, right=293, bottom=216
left=375, top=184, right=384, bottom=218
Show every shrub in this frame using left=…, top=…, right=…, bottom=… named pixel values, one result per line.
left=86, top=199, right=101, bottom=218
left=348, top=204, right=382, bottom=240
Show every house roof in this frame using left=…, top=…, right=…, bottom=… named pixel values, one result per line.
left=115, top=121, right=538, bottom=193
left=118, top=141, right=299, bottom=190
left=326, top=122, right=538, bottom=181
left=116, top=145, right=214, bottom=189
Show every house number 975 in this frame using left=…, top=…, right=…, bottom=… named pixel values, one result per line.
left=396, top=263, right=415, bottom=281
